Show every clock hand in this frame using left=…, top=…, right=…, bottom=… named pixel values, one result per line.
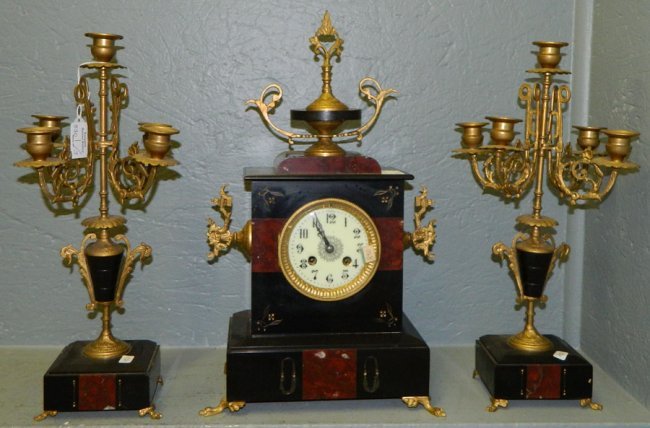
left=312, top=214, right=334, bottom=254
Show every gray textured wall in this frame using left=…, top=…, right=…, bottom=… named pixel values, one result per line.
left=582, top=0, right=650, bottom=410
left=0, top=0, right=575, bottom=347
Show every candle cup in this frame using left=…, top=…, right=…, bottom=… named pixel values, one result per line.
left=85, top=32, right=123, bottom=63
left=140, top=124, right=179, bottom=159
left=573, top=126, right=605, bottom=151
left=532, top=41, right=568, bottom=69
left=456, top=122, right=488, bottom=149
left=603, top=129, right=639, bottom=162
left=18, top=126, right=58, bottom=161
left=486, top=116, right=522, bottom=146
left=32, top=115, right=68, bottom=141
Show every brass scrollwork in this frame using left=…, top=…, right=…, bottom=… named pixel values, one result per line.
left=207, top=185, right=252, bottom=261
left=404, top=186, right=436, bottom=262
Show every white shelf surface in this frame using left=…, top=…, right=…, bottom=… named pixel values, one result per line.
left=1, top=345, right=649, bottom=427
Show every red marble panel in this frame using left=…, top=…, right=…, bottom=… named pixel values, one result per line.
left=275, top=153, right=381, bottom=174
left=251, top=218, right=284, bottom=272
left=78, top=374, right=116, bottom=411
left=375, top=217, right=404, bottom=271
left=525, top=364, right=561, bottom=399
left=302, top=349, right=357, bottom=400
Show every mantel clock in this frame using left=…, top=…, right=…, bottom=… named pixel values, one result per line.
left=200, top=12, right=443, bottom=417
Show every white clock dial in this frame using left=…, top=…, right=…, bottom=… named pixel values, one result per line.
left=278, top=198, right=381, bottom=301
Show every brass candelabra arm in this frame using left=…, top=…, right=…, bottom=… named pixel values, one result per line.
left=207, top=185, right=252, bottom=261
left=549, top=128, right=639, bottom=205
left=112, top=234, right=152, bottom=307
left=16, top=126, right=96, bottom=208
left=108, top=124, right=179, bottom=203
left=403, top=186, right=436, bottom=262
left=61, top=233, right=98, bottom=311
left=455, top=120, right=534, bottom=199
left=108, top=143, right=158, bottom=203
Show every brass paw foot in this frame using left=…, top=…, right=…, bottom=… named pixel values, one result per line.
left=139, top=405, right=162, bottom=419
left=486, top=397, right=508, bottom=412
left=402, top=396, right=446, bottom=417
left=157, top=376, right=164, bottom=386
left=472, top=369, right=478, bottom=379
left=580, top=398, right=603, bottom=411
left=199, top=398, right=246, bottom=416
left=33, top=410, right=57, bottom=421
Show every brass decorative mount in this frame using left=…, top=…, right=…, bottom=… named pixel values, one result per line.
left=206, top=185, right=252, bottom=261
left=453, top=41, right=639, bottom=353
left=403, top=186, right=437, bottom=262
left=246, top=12, right=396, bottom=157
left=15, top=33, right=179, bottom=360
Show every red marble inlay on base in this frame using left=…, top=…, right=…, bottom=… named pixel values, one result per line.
left=275, top=152, right=381, bottom=174
left=302, top=349, right=357, bottom=400
left=526, top=364, right=561, bottom=399
left=78, top=374, right=117, bottom=410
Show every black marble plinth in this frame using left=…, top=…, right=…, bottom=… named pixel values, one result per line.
left=475, top=334, right=593, bottom=401
left=43, top=340, right=161, bottom=413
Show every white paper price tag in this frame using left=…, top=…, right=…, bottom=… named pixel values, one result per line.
left=363, top=245, right=376, bottom=263
left=119, top=355, right=135, bottom=364
left=553, top=350, right=569, bottom=361
left=70, top=105, right=88, bottom=159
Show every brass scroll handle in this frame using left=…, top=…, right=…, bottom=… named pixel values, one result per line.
left=206, top=185, right=252, bottom=261
left=403, top=186, right=436, bottom=262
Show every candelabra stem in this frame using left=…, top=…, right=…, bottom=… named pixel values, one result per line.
left=508, top=299, right=552, bottom=352
left=82, top=302, right=131, bottom=359
left=98, top=67, right=110, bottom=220
left=531, top=74, right=553, bottom=220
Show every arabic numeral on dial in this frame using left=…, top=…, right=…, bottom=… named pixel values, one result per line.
left=352, top=259, right=359, bottom=268
left=326, top=213, right=336, bottom=224
left=353, top=228, right=361, bottom=239
left=326, top=274, right=333, bottom=283
left=341, top=270, right=349, bottom=280
left=300, top=259, right=308, bottom=269
left=296, top=244, right=304, bottom=254
left=311, top=270, right=318, bottom=281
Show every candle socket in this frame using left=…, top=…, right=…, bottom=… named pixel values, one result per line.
left=140, top=124, right=179, bottom=159
left=533, top=41, right=568, bottom=69
left=457, top=122, right=488, bottom=149
left=85, top=32, right=123, bottom=62
left=603, top=129, right=638, bottom=162
left=18, top=126, right=58, bottom=161
left=573, top=126, right=605, bottom=151
left=486, top=116, right=521, bottom=146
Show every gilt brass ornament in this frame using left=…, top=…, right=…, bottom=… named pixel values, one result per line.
left=455, top=41, right=636, bottom=410
left=16, top=32, right=177, bottom=420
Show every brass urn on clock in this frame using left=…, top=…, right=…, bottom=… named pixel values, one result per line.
left=16, top=33, right=179, bottom=421
left=200, top=12, right=443, bottom=417
left=453, top=41, right=639, bottom=412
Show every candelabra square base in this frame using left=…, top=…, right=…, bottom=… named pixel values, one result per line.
left=225, top=310, right=429, bottom=404
left=474, top=334, right=595, bottom=409
left=42, top=340, right=161, bottom=415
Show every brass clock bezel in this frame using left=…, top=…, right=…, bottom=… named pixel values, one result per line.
left=278, top=198, right=381, bottom=302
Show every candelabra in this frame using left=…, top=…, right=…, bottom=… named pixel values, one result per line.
left=16, top=33, right=178, bottom=420
left=454, top=41, right=638, bottom=411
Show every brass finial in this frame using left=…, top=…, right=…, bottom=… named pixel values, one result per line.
left=306, top=11, right=349, bottom=112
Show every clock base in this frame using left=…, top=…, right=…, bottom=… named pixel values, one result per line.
left=474, top=334, right=600, bottom=411
left=38, top=340, right=162, bottom=419
left=225, top=310, right=430, bottom=404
